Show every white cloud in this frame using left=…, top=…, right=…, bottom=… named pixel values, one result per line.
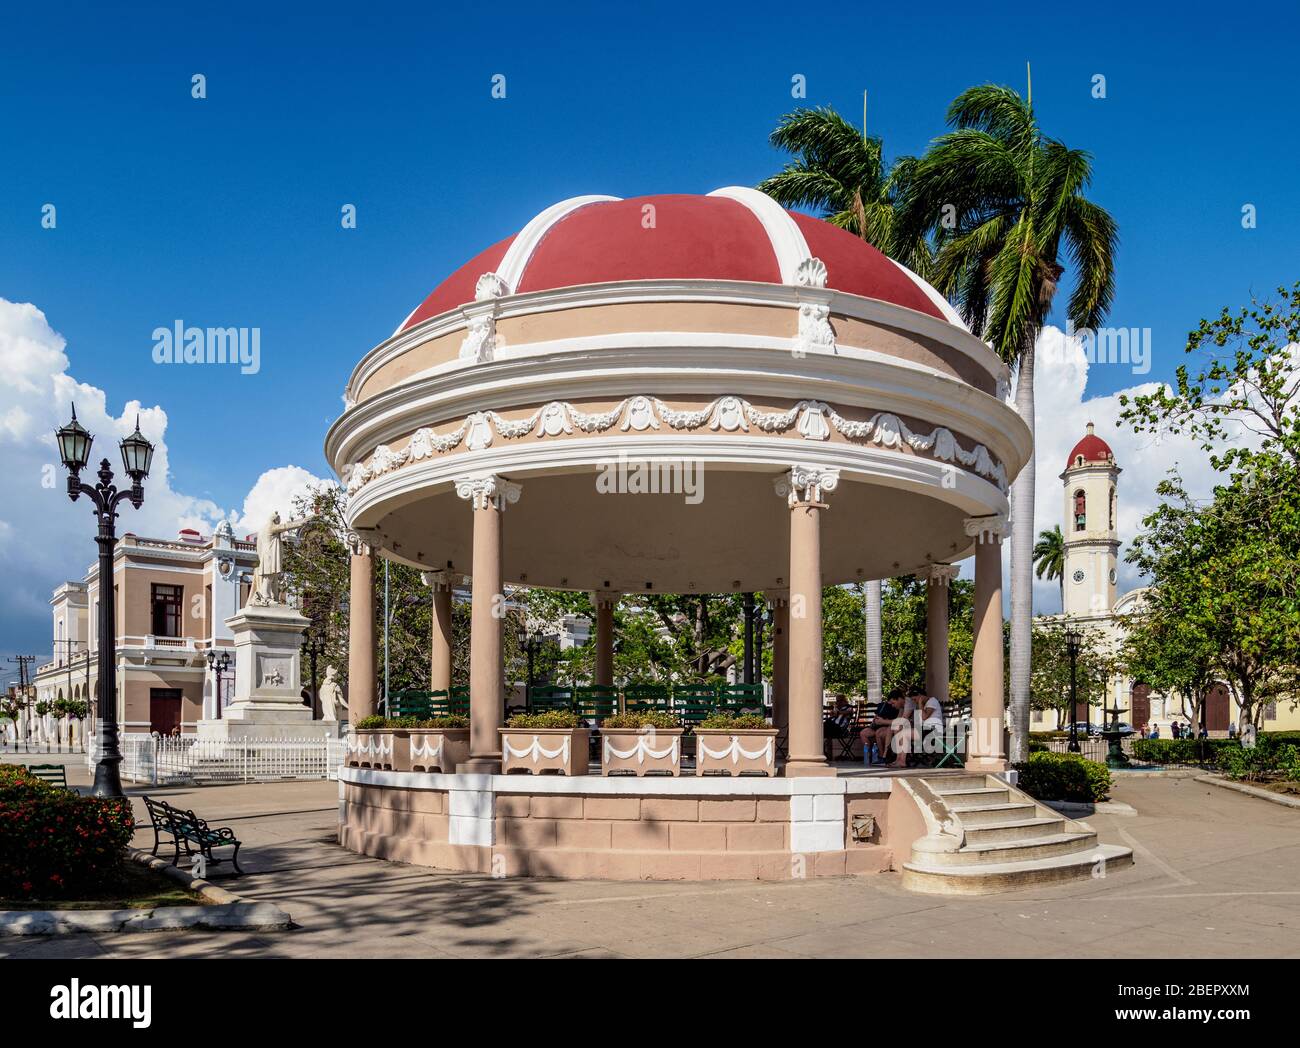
left=0, top=299, right=332, bottom=661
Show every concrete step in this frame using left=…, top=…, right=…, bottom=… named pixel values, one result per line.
left=901, top=843, right=1134, bottom=895
left=962, top=816, right=1067, bottom=845
left=918, top=773, right=989, bottom=791
left=931, top=786, right=1010, bottom=805
left=946, top=802, right=1037, bottom=826
left=920, top=831, right=1099, bottom=866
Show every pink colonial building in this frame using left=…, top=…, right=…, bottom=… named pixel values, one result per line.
left=32, top=522, right=258, bottom=735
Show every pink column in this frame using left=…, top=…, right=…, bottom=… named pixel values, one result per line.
left=777, top=466, right=839, bottom=778
left=425, top=571, right=454, bottom=693
left=965, top=516, right=1008, bottom=770
left=456, top=474, right=521, bottom=773
left=924, top=564, right=958, bottom=702
left=593, top=590, right=618, bottom=687
left=346, top=533, right=376, bottom=724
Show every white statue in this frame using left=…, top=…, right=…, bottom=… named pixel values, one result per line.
left=250, top=510, right=310, bottom=606
left=319, top=665, right=344, bottom=722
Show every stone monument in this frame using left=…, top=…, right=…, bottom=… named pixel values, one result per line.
left=198, top=511, right=325, bottom=742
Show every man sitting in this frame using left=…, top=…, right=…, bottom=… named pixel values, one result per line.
left=823, top=696, right=856, bottom=748
left=862, top=689, right=905, bottom=765
left=889, top=685, right=944, bottom=768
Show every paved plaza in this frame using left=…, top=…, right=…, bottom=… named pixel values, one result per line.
left=3, top=755, right=1299, bottom=959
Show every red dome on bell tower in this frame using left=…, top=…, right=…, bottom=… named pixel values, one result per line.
left=1065, top=422, right=1115, bottom=469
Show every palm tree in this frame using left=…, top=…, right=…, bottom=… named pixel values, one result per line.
left=758, top=105, right=933, bottom=277
left=760, top=107, right=934, bottom=703
left=1033, top=525, right=1066, bottom=608
left=896, top=84, right=1117, bottom=762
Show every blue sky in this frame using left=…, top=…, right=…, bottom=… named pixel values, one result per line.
left=1, top=0, right=1296, bottom=665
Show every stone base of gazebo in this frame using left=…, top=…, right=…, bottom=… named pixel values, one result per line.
left=337, top=767, right=940, bottom=881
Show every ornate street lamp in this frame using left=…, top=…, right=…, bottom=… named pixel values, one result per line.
left=1064, top=627, right=1083, bottom=753
left=516, top=623, right=542, bottom=709
left=57, top=406, right=155, bottom=798
left=205, top=649, right=231, bottom=720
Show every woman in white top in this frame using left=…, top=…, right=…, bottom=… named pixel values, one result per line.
left=890, top=687, right=942, bottom=767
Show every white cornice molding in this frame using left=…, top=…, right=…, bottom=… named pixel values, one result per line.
left=343, top=277, right=1007, bottom=406
left=339, top=394, right=1011, bottom=500
left=327, top=337, right=1029, bottom=476
left=345, top=433, right=1008, bottom=543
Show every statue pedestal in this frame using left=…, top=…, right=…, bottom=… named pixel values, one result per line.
left=197, top=603, right=323, bottom=742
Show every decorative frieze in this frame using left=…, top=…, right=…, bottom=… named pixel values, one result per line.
left=343, top=395, right=1010, bottom=496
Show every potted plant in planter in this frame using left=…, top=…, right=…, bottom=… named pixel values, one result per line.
left=349, top=715, right=400, bottom=770
left=695, top=714, right=778, bottom=776
left=402, top=715, right=471, bottom=772
left=600, top=710, right=684, bottom=776
left=500, top=711, right=590, bottom=775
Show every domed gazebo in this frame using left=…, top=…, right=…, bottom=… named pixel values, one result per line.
left=326, top=188, right=1039, bottom=883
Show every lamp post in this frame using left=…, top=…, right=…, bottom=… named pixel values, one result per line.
left=205, top=649, right=231, bottom=720
left=1064, top=627, right=1083, bottom=753
left=56, top=406, right=155, bottom=798
left=303, top=635, right=325, bottom=718
left=516, top=624, right=541, bottom=709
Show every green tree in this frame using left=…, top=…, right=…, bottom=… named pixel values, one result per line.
left=1033, top=525, right=1065, bottom=608
left=1119, top=597, right=1216, bottom=733
left=1030, top=620, right=1113, bottom=728
left=896, top=83, right=1118, bottom=762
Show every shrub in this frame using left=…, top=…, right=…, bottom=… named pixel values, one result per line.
left=1129, top=738, right=1236, bottom=765
left=0, top=766, right=134, bottom=899
left=1218, top=737, right=1300, bottom=782
left=354, top=715, right=469, bottom=730
left=698, top=714, right=768, bottom=730
left=602, top=711, right=679, bottom=730
left=506, top=711, right=579, bottom=729
left=1013, top=751, right=1111, bottom=803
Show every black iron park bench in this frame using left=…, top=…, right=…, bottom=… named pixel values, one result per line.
left=142, top=795, right=244, bottom=875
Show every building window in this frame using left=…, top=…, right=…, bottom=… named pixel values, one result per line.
left=151, top=584, right=183, bottom=638
left=1073, top=489, right=1087, bottom=532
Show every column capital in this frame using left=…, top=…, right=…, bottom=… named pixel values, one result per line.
left=345, top=529, right=374, bottom=557
left=592, top=588, right=621, bottom=609
left=421, top=570, right=455, bottom=591
left=774, top=465, right=840, bottom=507
left=765, top=587, right=789, bottom=608
left=923, top=563, right=961, bottom=586
left=454, top=473, right=522, bottom=511
left=963, top=513, right=1010, bottom=544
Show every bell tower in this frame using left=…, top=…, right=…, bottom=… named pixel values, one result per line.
left=1061, top=422, right=1121, bottom=617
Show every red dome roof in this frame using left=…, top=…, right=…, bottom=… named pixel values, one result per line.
left=1066, top=424, right=1115, bottom=468
left=395, top=189, right=963, bottom=334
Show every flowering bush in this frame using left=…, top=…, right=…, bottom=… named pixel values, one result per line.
left=0, top=765, right=134, bottom=899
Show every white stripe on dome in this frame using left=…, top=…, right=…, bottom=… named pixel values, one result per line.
left=497, top=194, right=623, bottom=294
left=707, top=186, right=811, bottom=285
left=884, top=257, right=968, bottom=331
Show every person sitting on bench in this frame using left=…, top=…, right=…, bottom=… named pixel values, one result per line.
left=889, top=686, right=943, bottom=768
left=862, top=688, right=905, bottom=765
left=823, top=696, right=855, bottom=743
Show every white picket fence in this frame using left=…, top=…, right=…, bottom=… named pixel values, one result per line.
left=108, top=733, right=347, bottom=785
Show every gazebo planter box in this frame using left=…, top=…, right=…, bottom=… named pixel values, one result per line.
left=348, top=729, right=396, bottom=770
left=601, top=727, right=685, bottom=776
left=401, top=727, right=470, bottom=773
left=499, top=727, right=591, bottom=775
left=694, top=727, right=779, bottom=776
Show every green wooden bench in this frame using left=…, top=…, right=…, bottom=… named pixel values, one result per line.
left=24, top=763, right=68, bottom=789
left=529, top=684, right=573, bottom=714
left=718, top=683, right=766, bottom=716
left=574, top=685, right=619, bottom=724
left=623, top=683, right=672, bottom=713
left=389, top=690, right=435, bottom=719
left=673, top=686, right=718, bottom=730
